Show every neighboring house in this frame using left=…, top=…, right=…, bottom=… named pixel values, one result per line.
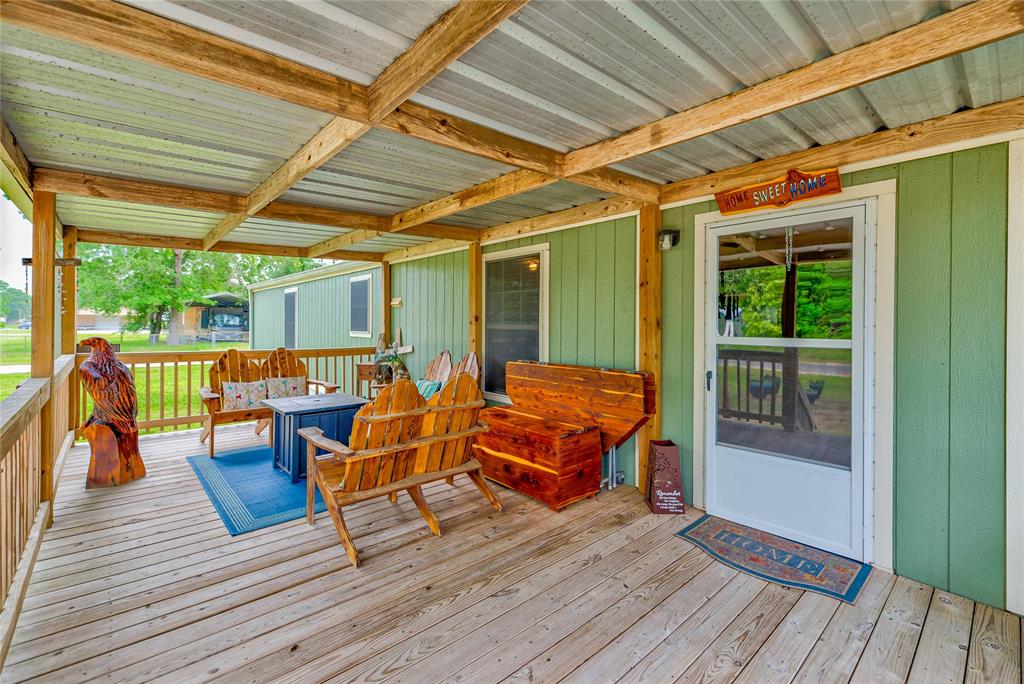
left=248, top=262, right=382, bottom=350
left=182, top=292, right=249, bottom=342
left=76, top=308, right=125, bottom=331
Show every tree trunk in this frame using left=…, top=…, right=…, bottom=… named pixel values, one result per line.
left=166, top=250, right=186, bottom=345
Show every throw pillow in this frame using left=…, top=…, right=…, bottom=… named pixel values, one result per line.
left=416, top=379, right=443, bottom=400
left=267, top=376, right=306, bottom=399
left=221, top=380, right=268, bottom=410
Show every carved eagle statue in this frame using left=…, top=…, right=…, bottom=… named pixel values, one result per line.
left=79, top=336, right=138, bottom=433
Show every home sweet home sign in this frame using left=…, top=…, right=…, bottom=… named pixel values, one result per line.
left=715, top=168, right=842, bottom=216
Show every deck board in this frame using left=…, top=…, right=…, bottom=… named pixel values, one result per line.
left=2, top=425, right=1021, bottom=683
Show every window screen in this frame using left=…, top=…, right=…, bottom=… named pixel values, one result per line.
left=350, top=275, right=370, bottom=336
left=484, top=253, right=542, bottom=395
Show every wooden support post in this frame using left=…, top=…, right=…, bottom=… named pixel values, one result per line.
left=468, top=242, right=483, bottom=359
left=31, top=190, right=56, bottom=525
left=381, top=261, right=392, bottom=346
left=637, top=204, right=662, bottom=495
left=62, top=226, right=78, bottom=431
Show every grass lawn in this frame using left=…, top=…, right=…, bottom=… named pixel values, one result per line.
left=0, top=372, right=29, bottom=400
left=0, top=329, right=247, bottom=366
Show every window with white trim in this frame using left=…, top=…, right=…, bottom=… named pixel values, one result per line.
left=483, top=245, right=548, bottom=398
left=349, top=273, right=372, bottom=337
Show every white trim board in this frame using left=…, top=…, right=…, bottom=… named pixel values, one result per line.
left=1006, top=139, right=1024, bottom=616
left=660, top=130, right=1024, bottom=212
left=690, top=180, right=897, bottom=570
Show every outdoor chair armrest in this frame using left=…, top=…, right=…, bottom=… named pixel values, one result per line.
left=199, top=387, right=220, bottom=401
left=306, top=378, right=340, bottom=394
left=298, top=426, right=355, bottom=459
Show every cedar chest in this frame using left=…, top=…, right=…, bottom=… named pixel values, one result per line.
left=473, top=361, right=656, bottom=511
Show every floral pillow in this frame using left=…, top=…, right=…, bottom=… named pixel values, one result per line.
left=267, top=376, right=306, bottom=399
left=221, top=380, right=268, bottom=410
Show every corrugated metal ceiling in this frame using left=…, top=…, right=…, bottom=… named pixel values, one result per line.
left=4, top=0, right=1022, bottom=246
left=56, top=196, right=222, bottom=238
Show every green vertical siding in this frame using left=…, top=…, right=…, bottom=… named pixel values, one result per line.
left=389, top=249, right=468, bottom=380
left=485, top=216, right=639, bottom=483
left=660, top=143, right=1009, bottom=607
left=250, top=266, right=381, bottom=350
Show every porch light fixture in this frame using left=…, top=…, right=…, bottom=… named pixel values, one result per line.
left=658, top=230, right=680, bottom=251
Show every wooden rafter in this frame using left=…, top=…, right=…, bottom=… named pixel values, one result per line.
left=659, top=96, right=1024, bottom=205
left=201, top=117, right=371, bottom=249
left=74, top=228, right=385, bottom=262
left=368, top=0, right=529, bottom=121
left=391, top=170, right=556, bottom=232
left=383, top=239, right=468, bottom=263
left=563, top=0, right=1024, bottom=176
left=1, top=116, right=32, bottom=196
left=32, top=168, right=475, bottom=242
left=481, top=196, right=643, bottom=243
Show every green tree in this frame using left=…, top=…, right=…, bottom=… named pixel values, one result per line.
left=0, top=281, right=31, bottom=323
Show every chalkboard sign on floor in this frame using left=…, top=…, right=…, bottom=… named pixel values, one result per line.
left=645, top=440, right=686, bottom=514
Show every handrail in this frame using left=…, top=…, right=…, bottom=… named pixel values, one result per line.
left=52, top=354, right=75, bottom=384
left=73, top=346, right=378, bottom=435
left=0, top=378, right=50, bottom=457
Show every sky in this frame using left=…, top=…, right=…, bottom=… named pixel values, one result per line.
left=1, top=193, right=34, bottom=294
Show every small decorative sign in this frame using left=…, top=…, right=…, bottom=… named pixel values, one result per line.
left=715, top=168, right=842, bottom=215
left=645, top=440, right=686, bottom=514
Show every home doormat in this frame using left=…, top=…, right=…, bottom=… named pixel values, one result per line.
left=677, top=514, right=871, bottom=603
left=187, top=446, right=325, bottom=535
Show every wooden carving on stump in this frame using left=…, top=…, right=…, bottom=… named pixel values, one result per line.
left=79, top=337, right=146, bottom=488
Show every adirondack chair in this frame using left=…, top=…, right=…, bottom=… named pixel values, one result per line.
left=255, top=347, right=341, bottom=436
left=299, top=374, right=502, bottom=567
left=422, top=350, right=453, bottom=382
left=450, top=351, right=480, bottom=382
left=199, top=348, right=268, bottom=458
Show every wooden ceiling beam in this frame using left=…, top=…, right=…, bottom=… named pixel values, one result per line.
left=383, top=239, right=468, bottom=263
left=1, top=116, right=32, bottom=197
left=34, top=167, right=473, bottom=241
left=481, top=195, right=643, bottom=243
left=391, top=169, right=556, bottom=232
left=201, top=118, right=371, bottom=249
left=564, top=0, right=1024, bottom=175
left=660, top=96, right=1024, bottom=205
left=0, top=0, right=370, bottom=122
left=74, top=227, right=385, bottom=261
left=368, top=0, right=529, bottom=121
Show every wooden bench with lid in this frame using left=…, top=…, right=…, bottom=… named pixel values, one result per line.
left=473, top=361, right=655, bottom=511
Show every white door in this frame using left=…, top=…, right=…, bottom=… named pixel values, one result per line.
left=705, top=201, right=871, bottom=559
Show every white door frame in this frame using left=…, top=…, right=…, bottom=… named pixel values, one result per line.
left=691, top=180, right=896, bottom=569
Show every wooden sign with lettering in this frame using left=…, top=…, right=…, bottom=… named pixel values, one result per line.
left=645, top=440, right=686, bottom=514
left=715, top=168, right=842, bottom=215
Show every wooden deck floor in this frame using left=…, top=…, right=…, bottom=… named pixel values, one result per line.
left=3, top=424, right=1021, bottom=683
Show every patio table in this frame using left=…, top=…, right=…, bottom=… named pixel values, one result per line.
left=262, top=392, right=367, bottom=483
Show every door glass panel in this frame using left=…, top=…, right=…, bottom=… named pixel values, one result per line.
left=484, top=253, right=542, bottom=394
left=716, top=344, right=852, bottom=469
left=718, top=217, right=854, bottom=340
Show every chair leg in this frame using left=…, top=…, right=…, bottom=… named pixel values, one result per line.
left=199, top=424, right=210, bottom=443
left=208, top=420, right=215, bottom=459
left=324, top=498, right=359, bottom=567
left=467, top=469, right=503, bottom=512
left=255, top=418, right=269, bottom=436
left=406, top=485, right=441, bottom=536
left=445, top=476, right=455, bottom=486
left=388, top=492, right=398, bottom=503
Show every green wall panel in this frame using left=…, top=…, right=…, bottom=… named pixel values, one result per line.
left=660, top=144, right=1009, bottom=607
left=250, top=266, right=381, bottom=351
left=485, top=216, right=639, bottom=483
left=389, top=250, right=468, bottom=381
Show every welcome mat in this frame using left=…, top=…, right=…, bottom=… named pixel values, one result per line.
left=187, top=446, right=325, bottom=536
left=677, top=514, right=871, bottom=603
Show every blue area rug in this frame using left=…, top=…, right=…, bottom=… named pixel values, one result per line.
left=187, top=446, right=325, bottom=536
left=678, top=514, right=871, bottom=603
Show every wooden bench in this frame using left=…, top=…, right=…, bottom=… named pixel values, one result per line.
left=299, top=374, right=502, bottom=567
left=473, top=361, right=655, bottom=511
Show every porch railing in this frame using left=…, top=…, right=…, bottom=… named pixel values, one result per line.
left=1, top=354, right=76, bottom=660
left=73, top=347, right=376, bottom=435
